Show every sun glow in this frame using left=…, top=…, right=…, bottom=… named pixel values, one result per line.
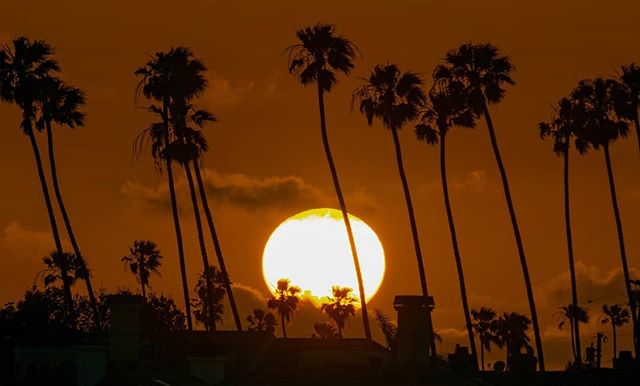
left=262, top=208, right=385, bottom=303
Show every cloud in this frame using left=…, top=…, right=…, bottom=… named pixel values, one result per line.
left=207, top=77, right=255, bottom=108
left=452, top=170, right=488, bottom=192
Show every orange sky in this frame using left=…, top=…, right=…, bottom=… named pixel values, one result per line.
left=1, top=0, right=639, bottom=369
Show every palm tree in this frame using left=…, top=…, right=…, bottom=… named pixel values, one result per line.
left=375, top=309, right=398, bottom=351
left=320, top=286, right=357, bottom=338
left=353, top=63, right=435, bottom=355
left=601, top=304, right=630, bottom=360
left=555, top=304, right=589, bottom=364
left=610, top=63, right=640, bottom=152
left=286, top=24, right=371, bottom=340
left=135, top=47, right=207, bottom=330
left=433, top=43, right=544, bottom=370
left=539, top=97, right=585, bottom=365
left=41, top=251, right=82, bottom=290
left=192, top=265, right=226, bottom=331
left=471, top=307, right=498, bottom=371
left=121, top=240, right=163, bottom=298
left=313, top=321, right=340, bottom=339
left=416, top=82, right=478, bottom=368
left=35, top=76, right=101, bottom=326
left=247, top=309, right=277, bottom=333
left=0, top=37, right=75, bottom=319
left=569, top=78, right=638, bottom=357
left=492, top=312, right=532, bottom=370
left=267, top=278, right=301, bottom=338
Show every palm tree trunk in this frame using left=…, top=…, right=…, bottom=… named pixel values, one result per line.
left=192, top=161, right=243, bottom=331
left=481, top=101, right=544, bottom=371
left=481, top=343, right=485, bottom=371
left=603, top=144, right=638, bottom=358
left=634, top=115, right=640, bottom=155
left=440, top=134, right=478, bottom=369
left=161, top=102, right=192, bottom=330
left=570, top=319, right=576, bottom=361
left=563, top=145, right=581, bottom=365
left=316, top=84, right=372, bottom=340
left=141, top=282, right=146, bottom=299
left=25, top=118, right=75, bottom=320
left=184, top=161, right=217, bottom=331
left=390, top=126, right=437, bottom=357
left=612, top=324, right=617, bottom=360
left=45, top=121, right=101, bottom=327
left=281, top=314, right=287, bottom=338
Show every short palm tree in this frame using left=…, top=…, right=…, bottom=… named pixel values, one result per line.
left=121, top=239, right=163, bottom=298
left=570, top=78, right=638, bottom=357
left=267, top=278, right=301, bottom=338
left=192, top=265, right=226, bottom=331
left=320, top=286, right=357, bottom=338
left=610, top=63, right=640, bottom=152
left=374, top=309, right=398, bottom=351
left=539, top=97, right=585, bottom=365
left=41, top=251, right=82, bottom=290
left=353, top=63, right=435, bottom=354
left=313, top=321, right=340, bottom=339
left=471, top=307, right=498, bottom=371
left=416, top=82, right=478, bottom=368
left=247, top=309, right=277, bottom=333
left=0, top=37, right=75, bottom=319
left=433, top=43, right=544, bottom=370
left=555, top=304, right=589, bottom=364
left=286, top=24, right=371, bottom=340
left=35, top=76, right=101, bottom=326
left=492, top=312, right=532, bottom=370
left=601, top=304, right=630, bottom=360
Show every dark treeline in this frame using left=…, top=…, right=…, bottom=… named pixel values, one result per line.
left=1, top=22, right=640, bottom=372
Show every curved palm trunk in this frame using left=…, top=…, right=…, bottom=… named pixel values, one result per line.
left=440, top=134, right=478, bottom=370
left=45, top=121, right=101, bottom=327
left=480, top=100, right=544, bottom=371
left=161, top=103, right=192, bottom=330
left=569, top=319, right=576, bottom=361
left=563, top=145, right=581, bottom=364
left=612, top=324, right=617, bottom=360
left=390, top=127, right=437, bottom=357
left=316, top=84, right=372, bottom=340
left=26, top=118, right=75, bottom=320
left=184, top=161, right=217, bottom=331
left=603, top=144, right=638, bottom=358
left=192, top=162, right=243, bottom=331
left=281, top=313, right=287, bottom=338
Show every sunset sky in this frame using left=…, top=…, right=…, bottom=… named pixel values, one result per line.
left=1, top=0, right=639, bottom=369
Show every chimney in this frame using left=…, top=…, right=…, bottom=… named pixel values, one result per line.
left=393, top=295, right=435, bottom=366
left=106, top=294, right=145, bottom=363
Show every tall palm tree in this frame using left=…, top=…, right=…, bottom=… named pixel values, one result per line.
left=35, top=76, right=101, bottom=326
left=416, top=82, right=478, bottom=368
left=569, top=78, right=638, bottom=357
left=433, top=43, right=544, bottom=370
left=471, top=307, right=498, bottom=371
left=610, top=63, right=640, bottom=152
left=353, top=63, right=435, bottom=355
left=539, top=97, right=585, bottom=365
left=601, top=304, right=631, bottom=360
left=267, top=278, right=301, bottom=338
left=247, top=309, right=277, bottom=333
left=286, top=24, right=371, bottom=340
left=0, top=37, right=75, bottom=319
left=321, top=286, right=357, bottom=338
left=121, top=239, right=163, bottom=298
left=135, top=47, right=209, bottom=330
left=492, top=312, right=532, bottom=370
left=192, top=265, right=226, bottom=331
left=555, top=304, right=589, bottom=364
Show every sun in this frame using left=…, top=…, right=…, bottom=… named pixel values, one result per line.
left=262, top=208, right=385, bottom=303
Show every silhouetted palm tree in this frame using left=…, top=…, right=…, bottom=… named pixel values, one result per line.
left=570, top=78, right=638, bottom=357
left=121, top=240, right=163, bottom=298
left=433, top=43, right=544, bottom=370
left=610, top=63, right=640, bottom=152
left=313, top=321, right=340, bottom=339
left=601, top=304, right=630, bottom=360
left=35, top=76, right=101, bottom=326
left=192, top=265, right=226, bottom=331
left=135, top=47, right=206, bottom=330
left=492, top=312, right=532, bottom=370
left=267, top=279, right=301, bottom=338
left=353, top=63, right=435, bottom=354
left=471, top=307, right=498, bottom=370
left=286, top=24, right=371, bottom=340
left=374, top=309, right=398, bottom=351
left=555, top=304, right=589, bottom=364
left=321, top=286, right=357, bottom=338
left=247, top=309, right=277, bottom=333
left=416, top=83, right=478, bottom=368
left=539, top=97, right=585, bottom=365
left=0, top=37, right=75, bottom=319
left=41, top=251, right=82, bottom=291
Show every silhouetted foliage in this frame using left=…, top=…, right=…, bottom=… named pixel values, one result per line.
left=267, top=279, right=301, bottom=338
left=492, top=312, right=532, bottom=370
left=471, top=307, right=499, bottom=370
left=374, top=309, right=397, bottom=351
left=320, top=286, right=357, bottom=338
left=192, top=265, right=227, bottom=331
left=246, top=309, right=277, bottom=334
left=121, top=240, right=163, bottom=298
left=601, top=304, right=631, bottom=360
left=40, top=251, right=84, bottom=288
left=312, top=321, right=340, bottom=339
left=555, top=304, right=589, bottom=364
